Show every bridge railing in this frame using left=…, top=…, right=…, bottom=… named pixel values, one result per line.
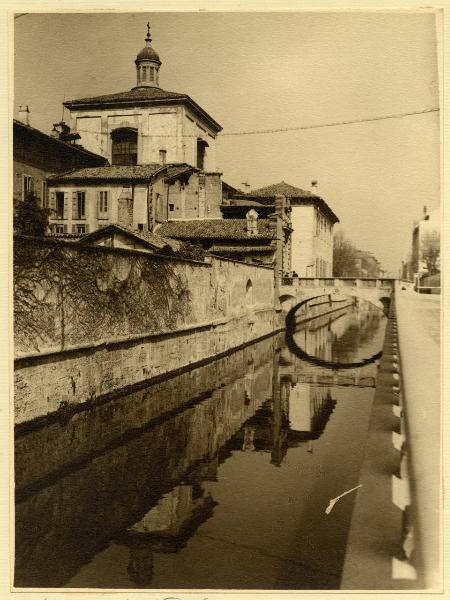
left=282, top=276, right=396, bottom=289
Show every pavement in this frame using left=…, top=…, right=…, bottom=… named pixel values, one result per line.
left=394, top=283, right=441, bottom=590
left=341, top=283, right=441, bottom=590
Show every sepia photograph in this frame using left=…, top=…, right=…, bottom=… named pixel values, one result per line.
left=8, top=4, right=443, bottom=595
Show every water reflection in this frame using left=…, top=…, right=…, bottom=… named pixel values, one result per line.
left=15, top=301, right=387, bottom=589
left=287, top=301, right=386, bottom=369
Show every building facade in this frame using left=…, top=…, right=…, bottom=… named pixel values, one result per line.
left=47, top=164, right=223, bottom=235
left=13, top=116, right=108, bottom=208
left=241, top=182, right=339, bottom=277
left=63, top=26, right=221, bottom=171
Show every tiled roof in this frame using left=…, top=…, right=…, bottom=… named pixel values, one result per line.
left=245, top=181, right=339, bottom=224
left=47, top=163, right=194, bottom=182
left=165, top=165, right=197, bottom=182
left=65, top=87, right=186, bottom=106
left=210, top=245, right=273, bottom=254
left=64, top=87, right=222, bottom=133
left=79, top=223, right=182, bottom=252
left=157, top=219, right=275, bottom=240
left=249, top=181, right=318, bottom=199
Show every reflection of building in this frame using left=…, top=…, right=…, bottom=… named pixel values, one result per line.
left=120, top=458, right=219, bottom=585
left=230, top=373, right=336, bottom=467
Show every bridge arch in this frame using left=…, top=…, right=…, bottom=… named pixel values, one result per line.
left=279, top=294, right=296, bottom=312
left=279, top=277, right=395, bottom=312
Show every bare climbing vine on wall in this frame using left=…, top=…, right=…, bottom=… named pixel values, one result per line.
left=14, top=237, right=193, bottom=354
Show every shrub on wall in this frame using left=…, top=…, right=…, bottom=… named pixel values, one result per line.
left=14, top=238, right=193, bottom=353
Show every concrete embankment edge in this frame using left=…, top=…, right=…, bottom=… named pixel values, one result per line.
left=341, top=296, right=413, bottom=590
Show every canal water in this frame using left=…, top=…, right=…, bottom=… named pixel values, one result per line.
left=15, top=300, right=387, bottom=590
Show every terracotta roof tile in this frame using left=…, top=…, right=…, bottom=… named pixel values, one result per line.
left=157, top=219, right=275, bottom=240
left=65, top=87, right=186, bottom=106
left=249, top=181, right=318, bottom=199
left=47, top=163, right=194, bottom=182
left=244, top=181, right=339, bottom=223
left=79, top=223, right=182, bottom=252
left=210, top=245, right=273, bottom=254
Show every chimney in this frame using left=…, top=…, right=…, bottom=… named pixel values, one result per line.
left=246, top=209, right=258, bottom=236
left=423, top=205, right=428, bottom=220
left=18, top=105, right=30, bottom=126
left=311, top=180, right=318, bottom=193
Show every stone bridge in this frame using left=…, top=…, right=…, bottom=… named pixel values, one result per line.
left=279, top=277, right=396, bottom=312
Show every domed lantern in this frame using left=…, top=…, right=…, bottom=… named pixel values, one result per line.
left=134, top=23, right=161, bottom=88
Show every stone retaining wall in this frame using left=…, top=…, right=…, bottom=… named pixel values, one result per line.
left=14, top=237, right=281, bottom=425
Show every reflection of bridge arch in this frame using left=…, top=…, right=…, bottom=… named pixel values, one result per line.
left=285, top=296, right=383, bottom=372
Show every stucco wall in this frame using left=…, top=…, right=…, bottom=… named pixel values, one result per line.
left=14, top=237, right=279, bottom=424
left=48, top=183, right=151, bottom=233
left=71, top=104, right=217, bottom=169
left=291, top=205, right=334, bottom=277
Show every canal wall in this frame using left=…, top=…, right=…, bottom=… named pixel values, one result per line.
left=14, top=236, right=281, bottom=425
left=15, top=336, right=280, bottom=587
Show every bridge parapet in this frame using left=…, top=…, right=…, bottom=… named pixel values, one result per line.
left=280, top=277, right=396, bottom=311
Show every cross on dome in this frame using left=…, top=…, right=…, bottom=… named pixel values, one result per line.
left=134, top=23, right=161, bottom=88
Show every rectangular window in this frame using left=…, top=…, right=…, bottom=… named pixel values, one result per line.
left=75, top=224, right=86, bottom=234
left=22, top=175, right=34, bottom=200
left=150, top=67, right=155, bottom=81
left=159, top=149, right=167, bottom=165
left=98, top=191, right=108, bottom=217
left=77, top=191, right=86, bottom=219
left=137, top=223, right=144, bottom=231
left=55, top=224, right=66, bottom=234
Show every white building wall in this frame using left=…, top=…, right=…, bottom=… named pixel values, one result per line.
left=291, top=205, right=334, bottom=277
left=291, top=205, right=315, bottom=276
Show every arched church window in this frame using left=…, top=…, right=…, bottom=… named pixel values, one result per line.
left=150, top=67, right=155, bottom=82
left=111, top=128, right=138, bottom=166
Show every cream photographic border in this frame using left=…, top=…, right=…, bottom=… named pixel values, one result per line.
left=1, top=1, right=447, bottom=599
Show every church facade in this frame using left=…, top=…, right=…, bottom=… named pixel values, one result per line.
left=63, top=24, right=221, bottom=171
left=47, top=25, right=223, bottom=235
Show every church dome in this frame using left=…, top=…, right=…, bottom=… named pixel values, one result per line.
left=136, top=45, right=161, bottom=64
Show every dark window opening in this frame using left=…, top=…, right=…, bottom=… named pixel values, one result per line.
left=137, top=223, right=144, bottom=231
left=111, top=128, right=138, bottom=166
left=169, top=203, right=175, bottom=212
left=196, top=139, right=208, bottom=170
left=56, top=192, right=65, bottom=219
left=77, top=191, right=86, bottom=219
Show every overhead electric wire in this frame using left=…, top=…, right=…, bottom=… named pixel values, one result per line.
left=70, top=107, right=439, bottom=139
left=220, top=107, right=439, bottom=136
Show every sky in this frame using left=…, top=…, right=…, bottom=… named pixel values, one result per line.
left=14, top=11, right=440, bottom=274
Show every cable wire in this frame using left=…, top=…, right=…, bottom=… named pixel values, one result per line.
left=70, top=107, right=439, bottom=140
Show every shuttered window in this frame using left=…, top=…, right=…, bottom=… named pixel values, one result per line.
left=72, top=191, right=86, bottom=219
